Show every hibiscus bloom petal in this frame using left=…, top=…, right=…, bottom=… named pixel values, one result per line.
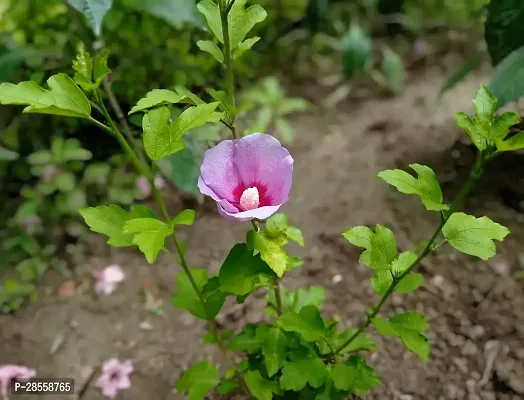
left=199, top=140, right=242, bottom=202
left=233, top=133, right=293, bottom=204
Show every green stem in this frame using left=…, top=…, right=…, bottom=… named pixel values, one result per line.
left=219, top=0, right=237, bottom=139
left=274, top=281, right=283, bottom=316
left=329, top=150, right=487, bottom=357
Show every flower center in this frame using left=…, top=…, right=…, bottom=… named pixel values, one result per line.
left=239, top=187, right=260, bottom=211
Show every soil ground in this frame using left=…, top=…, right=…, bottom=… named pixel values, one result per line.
left=2, top=60, right=524, bottom=400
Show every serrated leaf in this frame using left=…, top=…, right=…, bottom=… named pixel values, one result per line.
left=266, top=213, right=304, bottom=246
left=378, top=164, right=448, bottom=211
left=0, top=74, right=90, bottom=118
left=228, top=0, right=267, bottom=49
left=172, top=268, right=225, bottom=319
left=496, top=130, right=524, bottom=152
left=73, top=47, right=111, bottom=92
left=489, top=46, right=524, bottom=110
left=174, top=86, right=206, bottom=106
left=342, top=25, right=371, bottom=79
left=372, top=312, right=430, bottom=361
left=197, top=0, right=266, bottom=48
left=265, top=286, right=325, bottom=317
left=196, top=40, right=224, bottom=63
left=219, top=243, right=276, bottom=295
left=244, top=370, right=280, bottom=400
left=123, top=218, right=173, bottom=263
left=232, top=37, right=261, bottom=59
left=320, top=327, right=376, bottom=355
left=330, top=356, right=380, bottom=394
left=280, top=349, right=327, bottom=391
left=172, top=209, right=195, bottom=225
left=217, top=380, right=239, bottom=395
left=79, top=205, right=134, bottom=246
left=473, top=84, right=497, bottom=125
left=246, top=230, right=289, bottom=277
left=491, top=112, right=520, bottom=141
left=68, top=0, right=113, bottom=36
left=129, top=204, right=156, bottom=218
left=261, top=327, right=288, bottom=377
left=276, top=305, right=325, bottom=341
left=442, top=212, right=510, bottom=260
left=93, top=49, right=111, bottom=86
left=130, top=90, right=186, bottom=114
left=370, top=225, right=397, bottom=270
left=371, top=270, right=423, bottom=295
left=142, top=106, right=181, bottom=161
left=174, top=361, right=219, bottom=400
left=228, top=324, right=264, bottom=353
left=455, top=112, right=487, bottom=150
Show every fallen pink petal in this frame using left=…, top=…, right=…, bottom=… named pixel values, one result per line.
left=0, top=365, right=36, bottom=397
left=198, top=132, right=293, bottom=222
left=93, top=265, right=125, bottom=295
left=95, top=359, right=133, bottom=399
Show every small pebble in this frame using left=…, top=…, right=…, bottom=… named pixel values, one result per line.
left=332, top=274, right=342, bottom=284
left=139, top=321, right=153, bottom=331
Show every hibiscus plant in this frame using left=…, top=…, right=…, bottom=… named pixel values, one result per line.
left=0, top=0, right=520, bottom=399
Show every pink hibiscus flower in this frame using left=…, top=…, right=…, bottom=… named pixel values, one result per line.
left=95, top=359, right=133, bottom=399
left=0, top=365, right=36, bottom=398
left=198, top=132, right=293, bottom=222
left=92, top=265, right=125, bottom=295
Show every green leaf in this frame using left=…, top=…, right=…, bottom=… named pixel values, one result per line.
left=123, top=218, right=173, bottom=263
left=371, top=270, right=423, bottom=295
left=172, top=268, right=225, bottom=319
left=330, top=356, right=380, bottom=395
left=496, top=130, right=524, bottom=152
left=172, top=209, right=195, bottom=225
left=244, top=370, right=280, bottom=400
left=247, top=230, right=289, bottom=277
left=489, top=46, right=524, bottom=110
left=142, top=106, right=181, bottom=161
left=276, top=305, right=325, bottom=341
left=390, top=251, right=417, bottom=274
left=341, top=25, right=371, bottom=79
left=130, top=89, right=185, bottom=114
left=442, top=212, right=510, bottom=260
left=217, top=380, right=239, bottom=395
left=228, top=324, right=264, bottom=353
left=372, top=312, right=430, bottom=361
left=484, top=0, right=524, bottom=65
left=197, top=0, right=223, bottom=42
left=123, top=0, right=203, bottom=28
left=219, top=243, right=276, bottom=295
left=455, top=112, right=487, bottom=151
left=0, top=74, right=91, bottom=118
left=473, top=84, right=497, bottom=125
left=174, top=361, right=219, bottom=400
left=0, top=146, right=19, bottom=161
left=173, top=102, right=222, bottom=135
left=378, top=164, right=449, bottom=211
left=228, top=0, right=267, bottom=49
left=266, top=213, right=304, bottom=246
left=232, top=37, right=261, bottom=59
left=129, top=204, right=156, bottom=218
left=439, top=52, right=482, bottom=97
left=68, top=0, right=113, bottom=36
left=73, top=47, right=111, bottom=92
left=174, top=86, right=206, bottom=106
left=370, top=225, right=397, bottom=270
left=320, top=327, right=376, bottom=355
left=382, top=47, right=405, bottom=93
left=265, top=286, right=325, bottom=317
left=79, top=205, right=135, bottom=246
left=261, top=327, right=288, bottom=377
left=280, top=349, right=327, bottom=391
left=197, top=0, right=266, bottom=48
left=196, top=40, right=224, bottom=63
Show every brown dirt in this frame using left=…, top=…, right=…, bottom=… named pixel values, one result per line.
left=2, top=64, right=524, bottom=400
